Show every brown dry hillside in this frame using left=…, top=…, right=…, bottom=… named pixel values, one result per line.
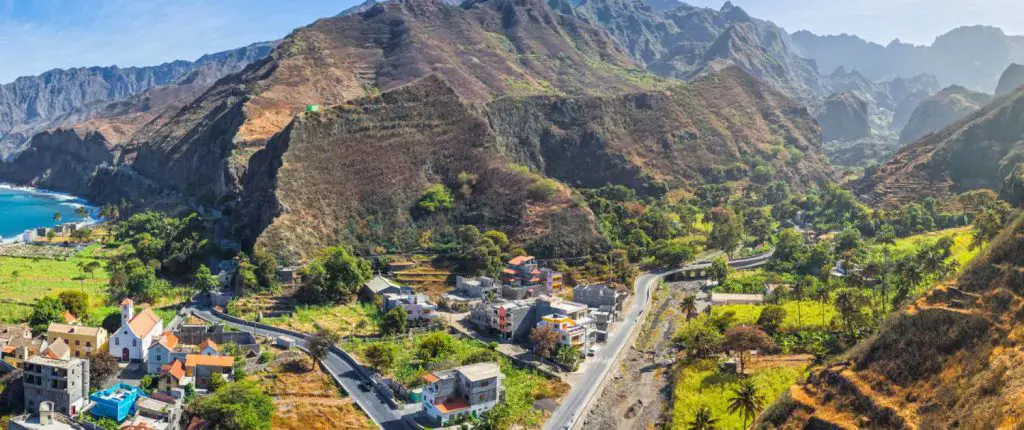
left=0, top=0, right=833, bottom=262
left=857, top=84, right=1024, bottom=208
left=760, top=212, right=1024, bottom=429
left=236, top=66, right=831, bottom=262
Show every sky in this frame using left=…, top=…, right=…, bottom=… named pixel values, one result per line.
left=3, top=0, right=1024, bottom=84
left=0, top=0, right=352, bottom=83
left=688, top=0, right=1024, bottom=46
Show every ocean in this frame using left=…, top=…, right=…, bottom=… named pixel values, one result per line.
left=0, top=185, right=96, bottom=241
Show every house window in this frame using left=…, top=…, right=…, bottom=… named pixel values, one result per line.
left=115, top=338, right=119, bottom=346
left=132, top=339, right=137, bottom=347
left=157, top=355, right=162, bottom=361
left=75, top=351, right=80, bottom=357
left=75, top=340, right=80, bottom=345
left=86, top=342, right=91, bottom=347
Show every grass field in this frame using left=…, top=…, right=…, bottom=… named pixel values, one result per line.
left=871, top=227, right=978, bottom=269
left=671, top=359, right=807, bottom=430
left=710, top=301, right=838, bottom=331
left=256, top=303, right=381, bottom=337
left=0, top=244, right=111, bottom=322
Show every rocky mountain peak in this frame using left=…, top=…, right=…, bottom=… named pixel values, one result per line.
left=995, top=63, right=1024, bottom=97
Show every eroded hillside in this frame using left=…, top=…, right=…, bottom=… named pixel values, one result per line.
left=761, top=212, right=1024, bottom=428
left=858, top=84, right=1024, bottom=207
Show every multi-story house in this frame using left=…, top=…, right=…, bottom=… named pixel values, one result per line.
left=109, top=299, right=164, bottom=363
left=572, top=284, right=625, bottom=334
left=22, top=355, right=89, bottom=417
left=146, top=332, right=184, bottom=374
left=0, top=323, right=32, bottom=347
left=359, top=276, right=413, bottom=302
left=469, top=300, right=536, bottom=342
left=499, top=256, right=562, bottom=299
left=444, top=276, right=500, bottom=311
left=47, top=323, right=107, bottom=359
left=382, top=292, right=438, bottom=321
left=536, top=314, right=590, bottom=353
left=421, top=362, right=503, bottom=426
left=8, top=401, right=87, bottom=430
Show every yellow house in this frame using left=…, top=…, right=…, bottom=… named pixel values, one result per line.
left=47, top=323, right=108, bottom=358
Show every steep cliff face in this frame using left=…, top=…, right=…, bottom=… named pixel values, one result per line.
left=0, top=42, right=274, bottom=158
left=995, top=63, right=1024, bottom=97
left=575, top=0, right=824, bottom=101
left=817, top=92, right=870, bottom=142
left=858, top=85, right=1024, bottom=207
left=763, top=214, right=1024, bottom=429
left=898, top=85, right=991, bottom=145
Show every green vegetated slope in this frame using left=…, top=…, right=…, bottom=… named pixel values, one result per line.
left=859, top=82, right=1024, bottom=208
left=762, top=212, right=1024, bottom=428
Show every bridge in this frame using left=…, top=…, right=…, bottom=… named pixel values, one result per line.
left=668, top=249, right=775, bottom=281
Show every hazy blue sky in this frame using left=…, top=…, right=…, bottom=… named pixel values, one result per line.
left=3, top=0, right=1024, bottom=83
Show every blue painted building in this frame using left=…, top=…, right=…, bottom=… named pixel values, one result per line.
left=89, top=383, right=144, bottom=422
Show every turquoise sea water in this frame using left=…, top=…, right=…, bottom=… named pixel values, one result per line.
left=0, top=186, right=95, bottom=240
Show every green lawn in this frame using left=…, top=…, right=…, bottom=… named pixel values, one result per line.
left=671, top=359, right=807, bottom=430
left=0, top=244, right=111, bottom=322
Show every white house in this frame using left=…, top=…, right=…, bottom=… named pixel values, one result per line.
left=109, top=299, right=163, bottom=363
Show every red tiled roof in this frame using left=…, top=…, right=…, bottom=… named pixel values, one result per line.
left=62, top=311, right=77, bottom=324
left=185, top=354, right=233, bottom=368
left=121, top=298, right=134, bottom=306
left=158, top=332, right=179, bottom=349
left=162, top=359, right=186, bottom=381
left=422, top=373, right=440, bottom=383
left=128, top=307, right=161, bottom=337
left=501, top=268, right=517, bottom=275
left=508, top=256, right=533, bottom=265
left=435, top=397, right=471, bottom=413
left=199, top=338, right=219, bottom=352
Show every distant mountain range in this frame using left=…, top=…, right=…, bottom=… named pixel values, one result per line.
left=0, top=42, right=275, bottom=159
left=792, top=25, right=1024, bottom=93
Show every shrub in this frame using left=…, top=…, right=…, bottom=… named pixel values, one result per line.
left=416, top=184, right=454, bottom=213
left=527, top=179, right=561, bottom=202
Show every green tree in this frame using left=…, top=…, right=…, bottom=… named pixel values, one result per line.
left=417, top=184, right=454, bottom=214
left=364, top=343, right=396, bottom=372
left=30, top=296, right=65, bottom=332
left=75, top=206, right=88, bottom=220
left=682, top=295, right=698, bottom=320
left=46, top=230, right=57, bottom=242
left=99, top=204, right=120, bottom=221
left=457, top=226, right=503, bottom=276
left=709, top=257, right=730, bottom=284
left=673, top=321, right=724, bottom=358
left=554, top=345, right=581, bottom=371
left=688, top=406, right=720, bottom=430
left=483, top=230, right=510, bottom=251
left=252, top=247, right=280, bottom=290
left=755, top=305, right=786, bottom=335
left=57, top=290, right=89, bottom=318
left=189, top=380, right=274, bottom=430
left=743, top=207, right=773, bottom=243
left=722, top=325, right=775, bottom=374
left=835, top=228, right=862, bottom=253
left=727, top=379, right=764, bottom=429
left=834, top=288, right=869, bottom=337
left=652, top=239, right=696, bottom=268
left=192, top=265, right=219, bottom=295
left=298, top=246, right=373, bottom=304
left=380, top=306, right=408, bottom=335
left=709, top=207, right=743, bottom=256
left=83, top=261, right=101, bottom=278
left=307, top=329, right=340, bottom=364
left=53, top=212, right=62, bottom=223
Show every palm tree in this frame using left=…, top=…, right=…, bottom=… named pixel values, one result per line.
left=682, top=295, right=698, bottom=320
left=74, top=206, right=88, bottom=220
left=688, top=406, right=719, bottom=430
left=813, top=284, right=831, bottom=328
left=52, top=212, right=62, bottom=224
left=727, top=380, right=763, bottom=429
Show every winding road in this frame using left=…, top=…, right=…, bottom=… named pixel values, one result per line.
left=188, top=307, right=413, bottom=430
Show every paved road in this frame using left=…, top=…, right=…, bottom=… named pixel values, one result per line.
left=543, top=270, right=668, bottom=430
left=189, top=307, right=411, bottom=430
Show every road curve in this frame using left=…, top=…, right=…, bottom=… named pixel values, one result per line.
left=543, top=270, right=668, bottom=430
left=189, top=307, right=408, bottom=430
